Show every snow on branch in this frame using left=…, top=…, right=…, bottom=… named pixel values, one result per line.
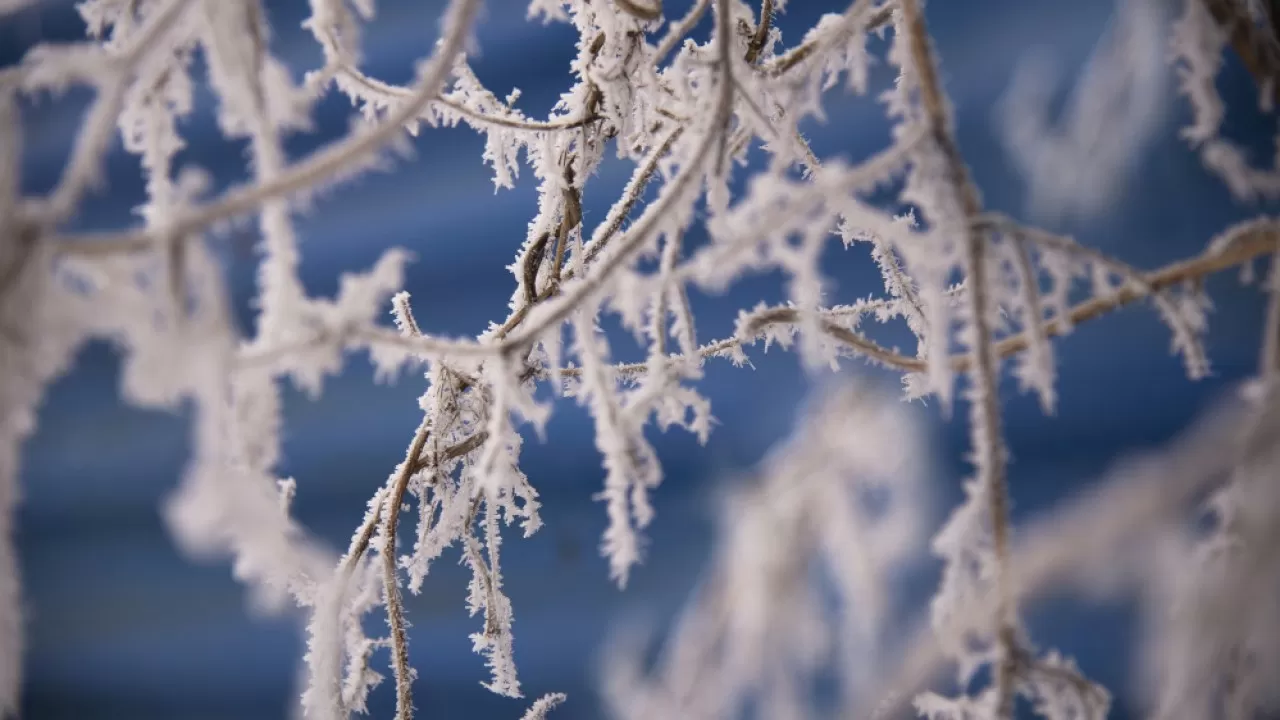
left=3, top=0, right=1280, bottom=717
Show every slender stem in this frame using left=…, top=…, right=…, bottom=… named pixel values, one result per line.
left=868, top=393, right=1257, bottom=720
left=492, top=123, right=687, bottom=342
left=497, top=0, right=734, bottom=355
left=382, top=419, right=433, bottom=720
left=649, top=226, right=1280, bottom=375
left=53, top=0, right=482, bottom=254
left=1199, top=0, right=1280, bottom=106
left=654, top=0, right=712, bottom=66
left=898, top=0, right=1017, bottom=715
left=38, top=0, right=192, bottom=224
left=760, top=0, right=893, bottom=77
left=327, top=57, right=600, bottom=132
left=1261, top=249, right=1280, bottom=379
left=745, top=0, right=774, bottom=64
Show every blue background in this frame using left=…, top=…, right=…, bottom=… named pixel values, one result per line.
left=3, top=0, right=1276, bottom=717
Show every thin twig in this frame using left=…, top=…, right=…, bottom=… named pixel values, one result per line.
left=233, top=219, right=1280, bottom=384
left=760, top=0, right=893, bottom=77
left=1200, top=0, right=1280, bottom=106
left=1008, top=228, right=1055, bottom=410
left=745, top=0, right=774, bottom=64
left=898, top=0, right=1017, bottom=715
left=1261, top=248, right=1280, bottom=379
left=976, top=220, right=1278, bottom=372
left=50, top=0, right=483, bottom=254
left=382, top=419, right=433, bottom=720
left=864, top=394, right=1259, bottom=720
left=979, top=212, right=1211, bottom=376
left=36, top=0, right=192, bottom=224
left=326, top=58, right=601, bottom=133
left=616, top=226, right=1279, bottom=375
left=654, top=0, right=712, bottom=66
left=411, top=430, right=489, bottom=474
left=492, top=124, right=685, bottom=340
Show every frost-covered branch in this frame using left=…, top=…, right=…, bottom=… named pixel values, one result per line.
left=894, top=1, right=1022, bottom=713
left=8, top=0, right=1280, bottom=718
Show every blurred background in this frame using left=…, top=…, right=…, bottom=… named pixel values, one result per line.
left=3, top=0, right=1278, bottom=717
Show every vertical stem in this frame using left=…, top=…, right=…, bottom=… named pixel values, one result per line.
left=745, top=0, right=774, bottom=64
left=1260, top=248, right=1280, bottom=380
left=898, top=0, right=1017, bottom=715
left=0, top=80, right=21, bottom=720
left=382, top=419, right=433, bottom=720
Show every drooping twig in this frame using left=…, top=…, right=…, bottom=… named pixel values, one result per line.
left=381, top=419, right=433, bottom=720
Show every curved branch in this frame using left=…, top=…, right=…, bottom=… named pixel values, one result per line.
left=760, top=0, right=893, bottom=77
left=615, top=0, right=662, bottom=22
left=53, top=0, right=483, bottom=255
left=332, top=60, right=600, bottom=132
left=978, top=212, right=1211, bottom=377
left=35, top=0, right=193, bottom=223
left=970, top=217, right=1280, bottom=373
left=382, top=420, right=433, bottom=720
left=493, top=124, right=685, bottom=340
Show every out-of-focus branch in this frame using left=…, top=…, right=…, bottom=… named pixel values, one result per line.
left=897, top=0, right=1018, bottom=711
left=50, top=0, right=483, bottom=252
left=320, top=53, right=601, bottom=133
left=866, top=392, right=1265, bottom=720
left=0, top=0, right=36, bottom=18
left=1200, top=0, right=1280, bottom=104
left=744, top=0, right=774, bottom=64
left=34, top=0, right=192, bottom=224
left=615, top=0, right=662, bottom=22
left=761, top=0, right=894, bottom=77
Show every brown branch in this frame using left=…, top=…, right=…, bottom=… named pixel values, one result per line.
left=974, top=220, right=1279, bottom=373
left=521, top=233, right=551, bottom=304
left=493, top=125, right=684, bottom=340
left=761, top=0, right=894, bottom=77
left=1262, top=250, right=1280, bottom=378
left=745, top=0, right=774, bottom=64
left=236, top=220, right=1279, bottom=383
left=546, top=224, right=1280, bottom=383
left=1200, top=0, right=1280, bottom=105
left=898, top=0, right=1016, bottom=714
left=331, top=60, right=602, bottom=133
left=411, top=430, right=489, bottom=474
left=328, top=487, right=387, bottom=717
left=382, top=419, right=433, bottom=720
